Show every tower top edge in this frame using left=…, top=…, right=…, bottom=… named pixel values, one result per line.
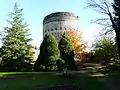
left=43, top=12, right=79, bottom=22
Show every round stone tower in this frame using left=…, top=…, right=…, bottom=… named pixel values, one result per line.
left=43, top=12, right=79, bottom=42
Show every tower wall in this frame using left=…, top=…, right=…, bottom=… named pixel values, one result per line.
left=43, top=12, right=79, bottom=42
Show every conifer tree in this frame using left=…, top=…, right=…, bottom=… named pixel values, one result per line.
left=59, top=32, right=76, bottom=70
left=34, top=32, right=60, bottom=71
left=1, top=3, right=32, bottom=71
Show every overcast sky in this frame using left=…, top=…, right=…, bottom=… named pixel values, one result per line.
left=0, top=0, right=103, bottom=49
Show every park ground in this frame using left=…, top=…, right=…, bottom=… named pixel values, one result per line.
left=0, top=64, right=120, bottom=90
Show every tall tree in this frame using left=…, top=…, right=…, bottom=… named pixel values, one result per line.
left=59, top=32, right=76, bottom=70
left=86, top=0, right=120, bottom=55
left=86, top=0, right=114, bottom=34
left=0, top=3, right=32, bottom=71
left=113, top=0, right=120, bottom=55
left=34, top=34, right=46, bottom=71
left=34, top=32, right=60, bottom=71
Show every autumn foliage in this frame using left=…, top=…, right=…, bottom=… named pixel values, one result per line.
left=66, top=30, right=87, bottom=68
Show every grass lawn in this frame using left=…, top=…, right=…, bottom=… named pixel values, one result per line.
left=0, top=72, right=109, bottom=90
left=105, top=71, right=120, bottom=76
left=0, top=72, right=58, bottom=76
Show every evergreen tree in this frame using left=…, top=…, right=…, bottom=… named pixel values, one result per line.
left=1, top=3, right=32, bottom=71
left=34, top=34, right=47, bottom=71
left=59, top=32, right=76, bottom=70
left=34, top=32, right=60, bottom=71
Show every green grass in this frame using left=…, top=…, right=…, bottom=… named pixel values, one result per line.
left=105, top=71, right=120, bottom=76
left=0, top=72, right=57, bottom=76
left=0, top=76, right=73, bottom=90
left=81, top=77, right=108, bottom=90
left=0, top=72, right=109, bottom=90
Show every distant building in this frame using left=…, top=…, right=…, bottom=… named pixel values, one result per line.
left=43, top=12, right=79, bottom=42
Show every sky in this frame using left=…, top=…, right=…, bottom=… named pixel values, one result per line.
left=0, top=0, right=103, bottom=50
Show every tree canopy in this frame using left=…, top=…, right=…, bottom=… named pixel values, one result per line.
left=0, top=3, right=33, bottom=71
left=59, top=32, right=76, bottom=70
left=89, top=36, right=120, bottom=66
left=66, top=30, right=87, bottom=68
left=34, top=32, right=60, bottom=71
left=86, top=0, right=120, bottom=56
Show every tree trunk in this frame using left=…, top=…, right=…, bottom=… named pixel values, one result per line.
left=108, top=12, right=120, bottom=56
left=115, top=29, right=120, bottom=56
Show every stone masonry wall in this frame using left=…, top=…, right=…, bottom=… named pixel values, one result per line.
left=43, top=12, right=79, bottom=42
